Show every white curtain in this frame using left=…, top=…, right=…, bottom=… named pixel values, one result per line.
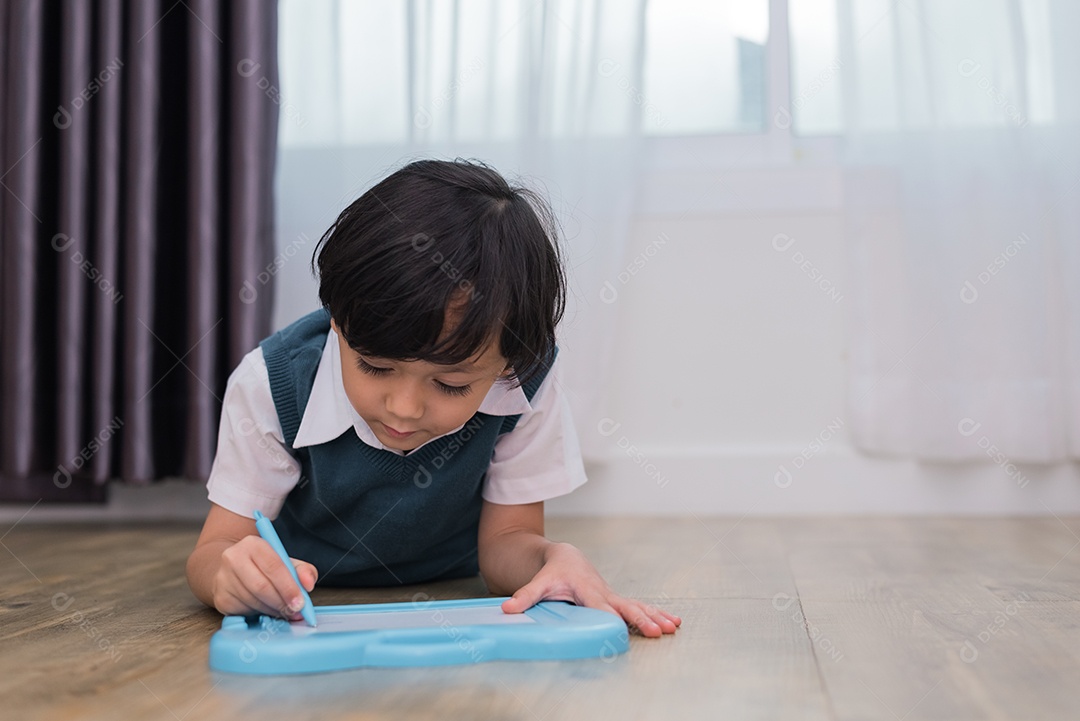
left=839, top=0, right=1080, bottom=461
left=275, top=0, right=647, bottom=459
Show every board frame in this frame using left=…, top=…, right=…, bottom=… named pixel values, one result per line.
left=209, top=596, right=630, bottom=674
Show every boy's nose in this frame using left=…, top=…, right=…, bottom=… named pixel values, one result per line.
left=385, top=387, right=424, bottom=421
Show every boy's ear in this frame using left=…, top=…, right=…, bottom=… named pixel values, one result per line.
left=329, top=318, right=340, bottom=334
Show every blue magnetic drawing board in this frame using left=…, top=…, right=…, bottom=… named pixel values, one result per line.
left=209, top=597, right=629, bottom=674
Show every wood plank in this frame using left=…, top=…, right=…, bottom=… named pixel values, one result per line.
left=783, top=517, right=1080, bottom=602
left=547, top=516, right=800, bottom=600
left=784, top=517, right=1080, bottom=721
left=4, top=517, right=1080, bottom=720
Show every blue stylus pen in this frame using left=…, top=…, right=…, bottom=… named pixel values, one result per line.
left=253, top=510, right=317, bottom=627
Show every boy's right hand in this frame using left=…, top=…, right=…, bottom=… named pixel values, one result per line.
left=210, top=535, right=319, bottom=621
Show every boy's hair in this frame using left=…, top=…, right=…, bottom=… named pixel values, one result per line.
left=313, top=159, right=566, bottom=387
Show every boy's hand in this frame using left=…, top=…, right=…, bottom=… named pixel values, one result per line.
left=210, top=535, right=318, bottom=621
left=500, top=542, right=681, bottom=637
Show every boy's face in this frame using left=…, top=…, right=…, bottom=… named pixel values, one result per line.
left=330, top=319, right=510, bottom=452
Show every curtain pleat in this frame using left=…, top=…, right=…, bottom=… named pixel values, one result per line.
left=89, top=0, right=123, bottom=485
left=1, top=0, right=43, bottom=490
left=227, top=0, right=277, bottom=364
left=186, top=0, right=220, bottom=481
left=0, top=0, right=279, bottom=501
left=56, top=0, right=91, bottom=483
left=122, top=0, right=159, bottom=484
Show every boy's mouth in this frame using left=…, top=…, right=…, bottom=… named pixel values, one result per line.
left=381, top=423, right=418, bottom=439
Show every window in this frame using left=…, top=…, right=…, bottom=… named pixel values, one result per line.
left=277, top=0, right=772, bottom=146
left=643, top=1, right=769, bottom=135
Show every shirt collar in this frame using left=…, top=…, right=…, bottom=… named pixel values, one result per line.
left=292, top=328, right=532, bottom=452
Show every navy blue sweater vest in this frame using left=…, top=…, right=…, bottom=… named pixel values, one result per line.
left=259, top=309, right=555, bottom=587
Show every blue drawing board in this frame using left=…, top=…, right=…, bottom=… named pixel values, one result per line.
left=209, top=597, right=629, bottom=674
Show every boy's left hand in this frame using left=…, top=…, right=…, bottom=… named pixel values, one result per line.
left=500, top=542, right=681, bottom=637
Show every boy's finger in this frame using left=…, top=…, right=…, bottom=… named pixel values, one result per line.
left=635, top=601, right=678, bottom=633
left=608, top=597, right=662, bottom=637
left=214, top=586, right=256, bottom=617
left=247, top=544, right=308, bottom=614
left=232, top=558, right=294, bottom=618
left=501, top=582, right=546, bottom=614
left=647, top=610, right=679, bottom=633
left=590, top=600, right=622, bottom=619
left=291, top=558, right=318, bottom=591
left=577, top=592, right=624, bottom=623
left=221, top=586, right=281, bottom=619
left=627, top=604, right=665, bottom=637
left=660, top=610, right=682, bottom=626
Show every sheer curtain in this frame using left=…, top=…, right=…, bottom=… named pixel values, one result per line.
left=839, top=0, right=1080, bottom=461
left=275, top=0, right=647, bottom=459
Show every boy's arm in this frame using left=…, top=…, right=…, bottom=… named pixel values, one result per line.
left=477, top=500, right=681, bottom=637
left=187, top=503, right=318, bottom=619
left=188, top=345, right=316, bottom=619
left=477, top=500, right=551, bottom=594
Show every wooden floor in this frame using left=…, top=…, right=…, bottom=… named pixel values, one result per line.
left=3, top=516, right=1079, bottom=720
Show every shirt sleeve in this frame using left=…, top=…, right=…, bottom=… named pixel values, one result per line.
left=482, top=355, right=588, bottom=505
left=206, top=346, right=302, bottom=519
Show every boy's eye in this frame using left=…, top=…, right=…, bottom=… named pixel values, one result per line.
left=436, top=381, right=472, bottom=397
left=358, top=356, right=472, bottom=397
left=356, top=357, right=391, bottom=376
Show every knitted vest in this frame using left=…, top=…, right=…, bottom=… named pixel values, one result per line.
left=259, top=308, right=554, bottom=587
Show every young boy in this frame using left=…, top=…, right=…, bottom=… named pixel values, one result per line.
left=186, top=160, right=680, bottom=637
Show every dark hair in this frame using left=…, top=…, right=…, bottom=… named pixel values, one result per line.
left=313, top=159, right=566, bottom=387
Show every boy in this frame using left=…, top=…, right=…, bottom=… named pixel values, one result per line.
left=186, top=159, right=680, bottom=637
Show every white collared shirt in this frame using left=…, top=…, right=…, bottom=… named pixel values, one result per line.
left=206, top=329, right=587, bottom=518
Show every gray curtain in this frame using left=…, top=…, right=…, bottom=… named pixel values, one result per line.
left=0, top=0, right=278, bottom=502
